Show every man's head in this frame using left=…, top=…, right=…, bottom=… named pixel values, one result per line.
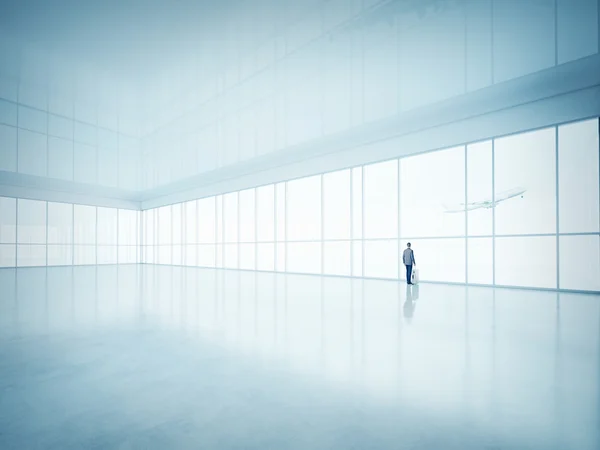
left=407, top=243, right=411, bottom=248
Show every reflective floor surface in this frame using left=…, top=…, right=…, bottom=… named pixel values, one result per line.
left=0, top=265, right=599, bottom=449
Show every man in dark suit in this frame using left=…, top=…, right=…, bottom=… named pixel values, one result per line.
left=402, top=243, right=416, bottom=284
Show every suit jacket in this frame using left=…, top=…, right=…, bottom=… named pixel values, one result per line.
left=403, top=248, right=415, bottom=266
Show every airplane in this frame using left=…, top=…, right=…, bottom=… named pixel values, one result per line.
left=443, top=187, right=526, bottom=213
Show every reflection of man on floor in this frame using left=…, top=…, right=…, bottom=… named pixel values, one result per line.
left=403, top=284, right=418, bottom=323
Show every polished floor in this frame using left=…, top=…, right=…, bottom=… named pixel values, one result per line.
left=0, top=265, right=599, bottom=449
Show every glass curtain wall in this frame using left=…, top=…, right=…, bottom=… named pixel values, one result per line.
left=0, top=92, right=141, bottom=190
left=141, top=118, right=600, bottom=292
left=0, top=198, right=140, bottom=267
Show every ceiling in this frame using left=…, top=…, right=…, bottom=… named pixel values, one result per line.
left=0, top=0, right=237, bottom=80
left=0, top=0, right=292, bottom=121
left=0, top=0, right=456, bottom=132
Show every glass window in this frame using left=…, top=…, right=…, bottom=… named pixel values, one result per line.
left=323, top=241, right=351, bottom=276
left=276, top=243, right=285, bottom=272
left=256, top=185, right=275, bottom=242
left=48, top=245, right=73, bottom=266
left=182, top=201, right=196, bottom=245
left=352, top=167, right=363, bottom=239
left=223, top=244, right=238, bottom=269
left=74, top=205, right=96, bottom=245
left=364, top=160, right=397, bottom=239
left=401, top=146, right=465, bottom=238
left=352, top=241, right=362, bottom=277
left=73, top=244, right=96, bottom=266
left=144, top=245, right=154, bottom=264
left=143, top=209, right=155, bottom=246
left=256, top=243, right=275, bottom=271
left=467, top=237, right=493, bottom=285
left=158, top=205, right=172, bottom=245
left=97, top=207, right=118, bottom=245
left=48, top=114, right=73, bottom=140
left=216, top=196, right=223, bottom=244
left=221, top=114, right=239, bottom=166
left=323, top=169, right=351, bottom=240
left=17, top=245, right=46, bottom=267
left=275, top=183, right=286, bottom=242
left=47, top=202, right=73, bottom=244
left=287, top=175, right=321, bottom=241
left=465, top=0, right=493, bottom=92
left=239, top=243, right=256, bottom=270
left=0, top=244, right=16, bottom=267
left=97, top=246, right=118, bottom=265
left=198, top=197, right=216, bottom=244
left=74, top=101, right=97, bottom=126
left=172, top=245, right=182, bottom=266
left=467, top=141, right=493, bottom=236
left=0, top=124, right=17, bottom=172
left=118, top=137, right=140, bottom=190
left=215, top=243, right=223, bottom=268
left=118, top=209, right=138, bottom=246
left=322, top=31, right=352, bottom=135
left=559, top=235, right=600, bottom=291
left=400, top=238, right=465, bottom=283
left=255, top=99, right=276, bottom=157
left=0, top=99, right=18, bottom=126
left=73, top=142, right=97, bottom=184
left=18, top=106, right=46, bottom=134
left=239, top=189, right=256, bottom=243
left=223, top=192, right=239, bottom=243
left=98, top=145, right=119, bottom=188
left=495, top=236, right=557, bottom=289
left=558, top=119, right=599, bottom=233
left=74, top=121, right=97, bottom=146
left=197, top=244, right=216, bottom=267
left=557, top=0, right=598, bottom=64
left=97, top=128, right=118, bottom=149
left=172, top=204, right=182, bottom=245
left=48, top=137, right=74, bottom=181
left=286, top=242, right=321, bottom=274
left=494, top=128, right=556, bottom=235
left=184, top=244, right=196, bottom=266
left=492, top=0, right=555, bottom=83
left=364, top=240, right=398, bottom=279
left=158, top=245, right=172, bottom=265
left=238, top=107, right=256, bottom=161
left=17, top=199, right=46, bottom=244
left=18, top=129, right=47, bottom=177
left=363, top=21, right=398, bottom=122
left=118, top=246, right=137, bottom=264
left=0, top=197, right=16, bottom=243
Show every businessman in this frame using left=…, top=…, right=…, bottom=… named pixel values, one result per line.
left=403, top=243, right=416, bottom=284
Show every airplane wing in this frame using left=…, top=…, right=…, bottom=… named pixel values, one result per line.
left=495, top=187, right=526, bottom=201
left=494, top=191, right=525, bottom=206
left=444, top=188, right=526, bottom=212
left=457, top=200, right=488, bottom=206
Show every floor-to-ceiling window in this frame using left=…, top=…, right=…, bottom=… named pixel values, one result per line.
left=0, top=198, right=140, bottom=267
left=141, top=118, right=600, bottom=292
